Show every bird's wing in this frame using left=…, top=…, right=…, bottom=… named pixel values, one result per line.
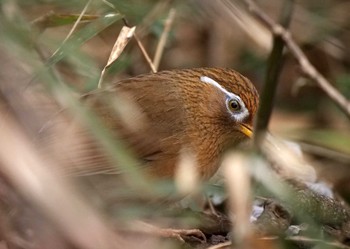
left=40, top=75, right=187, bottom=177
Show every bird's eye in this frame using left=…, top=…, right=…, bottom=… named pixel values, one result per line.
left=227, top=99, right=241, bottom=112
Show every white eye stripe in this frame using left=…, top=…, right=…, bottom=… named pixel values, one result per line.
left=200, top=76, right=242, bottom=102
left=200, top=76, right=232, bottom=97
left=200, top=76, right=249, bottom=122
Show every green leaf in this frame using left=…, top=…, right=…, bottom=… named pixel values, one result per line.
left=32, top=12, right=100, bottom=31
left=46, top=13, right=123, bottom=67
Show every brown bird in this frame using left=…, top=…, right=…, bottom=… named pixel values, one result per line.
left=75, top=67, right=259, bottom=181
left=0, top=67, right=260, bottom=244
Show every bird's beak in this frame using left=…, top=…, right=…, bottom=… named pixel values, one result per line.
left=239, top=124, right=253, bottom=138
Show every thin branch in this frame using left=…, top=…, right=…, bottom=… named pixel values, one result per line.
left=298, top=141, right=350, bottom=164
left=134, top=33, right=157, bottom=73
left=254, top=0, right=294, bottom=147
left=123, top=18, right=157, bottom=73
left=243, top=0, right=350, bottom=119
left=153, top=8, right=176, bottom=71
left=134, top=34, right=157, bottom=73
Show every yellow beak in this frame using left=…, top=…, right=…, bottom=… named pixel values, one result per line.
left=239, top=124, right=253, bottom=138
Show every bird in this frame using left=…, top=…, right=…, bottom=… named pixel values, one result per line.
left=74, top=67, right=260, bottom=182
left=0, top=67, right=260, bottom=244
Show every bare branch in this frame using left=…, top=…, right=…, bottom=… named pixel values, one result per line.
left=243, top=0, right=350, bottom=119
left=134, top=33, right=157, bottom=73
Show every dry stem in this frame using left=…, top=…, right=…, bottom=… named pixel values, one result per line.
left=153, top=8, right=176, bottom=71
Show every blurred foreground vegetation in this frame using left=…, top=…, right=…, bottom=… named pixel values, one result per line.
left=0, top=0, right=350, bottom=248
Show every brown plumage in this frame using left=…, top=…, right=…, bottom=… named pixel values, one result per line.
left=77, top=67, right=259, bottom=180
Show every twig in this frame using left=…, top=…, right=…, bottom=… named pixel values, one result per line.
left=134, top=33, right=157, bottom=73
left=243, top=0, right=350, bottom=119
left=254, top=0, right=294, bottom=147
left=123, top=18, right=156, bottom=73
left=153, top=8, right=176, bottom=71
left=298, top=141, right=350, bottom=164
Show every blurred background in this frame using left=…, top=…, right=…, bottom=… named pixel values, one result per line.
left=1, top=0, right=350, bottom=248
left=9, top=0, right=349, bottom=175
left=8, top=0, right=350, bottom=137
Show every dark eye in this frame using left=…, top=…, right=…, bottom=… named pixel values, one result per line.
left=228, top=99, right=241, bottom=112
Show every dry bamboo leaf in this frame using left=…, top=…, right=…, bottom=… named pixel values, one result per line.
left=98, top=26, right=136, bottom=88
left=106, top=26, right=136, bottom=68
